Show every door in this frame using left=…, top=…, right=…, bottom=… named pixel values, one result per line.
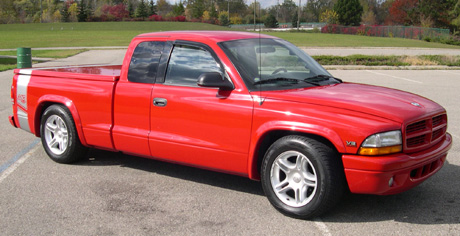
left=112, top=41, right=166, bottom=156
left=148, top=42, right=254, bottom=175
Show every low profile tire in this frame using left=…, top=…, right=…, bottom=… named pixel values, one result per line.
left=40, top=105, right=87, bottom=164
left=261, top=135, right=345, bottom=219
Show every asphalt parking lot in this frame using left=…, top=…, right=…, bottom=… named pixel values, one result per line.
left=0, top=51, right=459, bottom=235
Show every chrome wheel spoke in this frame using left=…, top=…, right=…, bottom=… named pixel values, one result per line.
left=44, top=115, right=69, bottom=155
left=49, top=138, right=58, bottom=149
left=46, top=122, right=57, bottom=133
left=276, top=158, right=293, bottom=174
left=270, top=150, right=318, bottom=208
left=274, top=179, right=290, bottom=194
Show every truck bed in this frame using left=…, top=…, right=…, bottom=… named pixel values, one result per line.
left=14, top=65, right=121, bottom=81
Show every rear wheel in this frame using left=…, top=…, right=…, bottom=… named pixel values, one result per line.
left=261, top=135, right=345, bottom=219
left=40, top=105, right=87, bottom=163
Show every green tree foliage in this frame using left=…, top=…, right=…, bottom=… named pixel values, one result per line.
left=334, top=0, right=363, bottom=26
left=148, top=0, right=157, bottom=16
left=128, top=1, right=135, bottom=18
left=136, top=0, right=149, bottom=19
left=77, top=0, right=88, bottom=22
left=265, top=14, right=278, bottom=28
left=417, top=0, right=456, bottom=29
left=320, top=9, right=338, bottom=24
left=279, top=0, right=297, bottom=23
left=187, top=0, right=206, bottom=19
left=292, top=11, right=298, bottom=28
left=171, top=2, right=185, bottom=16
left=218, top=11, right=230, bottom=26
left=61, top=3, right=70, bottom=22
left=304, top=0, right=334, bottom=22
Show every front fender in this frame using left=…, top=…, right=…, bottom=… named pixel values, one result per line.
left=247, top=120, right=346, bottom=180
left=33, top=95, right=88, bottom=146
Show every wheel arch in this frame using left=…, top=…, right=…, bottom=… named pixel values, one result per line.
left=248, top=125, right=345, bottom=180
left=33, top=95, right=87, bottom=146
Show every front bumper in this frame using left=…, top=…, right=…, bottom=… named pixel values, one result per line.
left=342, top=133, right=452, bottom=195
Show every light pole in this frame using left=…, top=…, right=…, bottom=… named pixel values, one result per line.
left=297, top=0, right=301, bottom=30
left=254, top=0, right=256, bottom=31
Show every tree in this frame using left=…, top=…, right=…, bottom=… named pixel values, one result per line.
left=128, top=1, right=135, bottom=18
left=187, top=0, right=205, bottom=19
left=265, top=14, right=278, bottom=28
left=452, top=0, right=460, bottom=33
left=304, top=0, right=334, bottom=22
left=156, top=0, right=172, bottom=16
left=61, top=3, right=70, bottom=22
left=418, top=0, right=456, bottom=29
left=148, top=0, right=157, bottom=16
left=387, top=0, right=418, bottom=26
left=218, top=11, right=229, bottom=26
left=279, top=0, right=297, bottom=23
left=136, top=0, right=149, bottom=20
left=172, top=2, right=184, bottom=16
left=320, top=9, right=338, bottom=24
left=292, top=11, right=298, bottom=28
left=77, top=0, right=87, bottom=22
left=334, top=0, right=363, bottom=26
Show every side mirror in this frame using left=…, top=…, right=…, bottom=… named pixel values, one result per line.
left=197, top=72, right=234, bottom=91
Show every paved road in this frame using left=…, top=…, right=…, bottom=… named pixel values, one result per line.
left=1, top=51, right=459, bottom=235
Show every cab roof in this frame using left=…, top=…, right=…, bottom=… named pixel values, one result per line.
left=136, top=31, right=278, bottom=43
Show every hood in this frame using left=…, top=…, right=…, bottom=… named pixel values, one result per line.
left=260, top=83, right=445, bottom=124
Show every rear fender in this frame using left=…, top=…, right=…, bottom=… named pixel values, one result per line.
left=33, top=95, right=88, bottom=146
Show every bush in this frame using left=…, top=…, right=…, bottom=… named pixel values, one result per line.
left=148, top=15, right=163, bottom=21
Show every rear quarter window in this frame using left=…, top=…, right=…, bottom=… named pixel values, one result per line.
left=128, top=41, right=165, bottom=83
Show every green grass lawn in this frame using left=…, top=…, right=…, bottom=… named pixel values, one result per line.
left=266, top=32, right=460, bottom=48
left=0, top=49, right=87, bottom=58
left=1, top=22, right=459, bottom=49
left=0, top=22, right=233, bottom=49
left=0, top=58, right=18, bottom=71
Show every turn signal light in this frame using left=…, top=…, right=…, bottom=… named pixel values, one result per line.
left=358, top=145, right=402, bottom=156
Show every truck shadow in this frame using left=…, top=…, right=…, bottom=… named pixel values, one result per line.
left=78, top=149, right=460, bottom=225
left=323, top=160, right=460, bottom=225
left=78, top=148, right=265, bottom=197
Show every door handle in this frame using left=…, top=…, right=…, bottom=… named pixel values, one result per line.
left=153, top=98, right=167, bottom=107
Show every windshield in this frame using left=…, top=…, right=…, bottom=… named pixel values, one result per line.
left=219, top=38, right=340, bottom=91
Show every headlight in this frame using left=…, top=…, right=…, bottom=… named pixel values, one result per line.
left=358, top=130, right=402, bottom=155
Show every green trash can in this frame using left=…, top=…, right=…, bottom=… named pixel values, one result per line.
left=17, top=47, right=32, bottom=68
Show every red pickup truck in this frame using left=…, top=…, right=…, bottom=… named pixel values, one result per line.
left=10, top=31, right=452, bottom=219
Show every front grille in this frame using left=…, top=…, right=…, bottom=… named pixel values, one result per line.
left=405, top=114, right=447, bottom=152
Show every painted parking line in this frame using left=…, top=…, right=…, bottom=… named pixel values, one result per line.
left=0, top=139, right=40, bottom=183
left=365, top=70, right=423, bottom=84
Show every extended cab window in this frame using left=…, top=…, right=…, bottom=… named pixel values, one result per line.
left=165, top=45, right=221, bottom=87
left=128, top=41, right=165, bottom=83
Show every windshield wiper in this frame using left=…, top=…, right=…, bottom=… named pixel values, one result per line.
left=253, top=77, right=300, bottom=85
left=304, top=74, right=343, bottom=85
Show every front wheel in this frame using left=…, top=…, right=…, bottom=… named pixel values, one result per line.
left=40, top=105, right=87, bottom=163
left=261, top=135, right=345, bottom=219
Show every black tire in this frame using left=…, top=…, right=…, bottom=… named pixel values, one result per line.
left=40, top=105, right=87, bottom=164
left=261, top=135, right=345, bottom=219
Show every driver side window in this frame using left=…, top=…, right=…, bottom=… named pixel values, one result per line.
left=165, top=45, right=222, bottom=87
